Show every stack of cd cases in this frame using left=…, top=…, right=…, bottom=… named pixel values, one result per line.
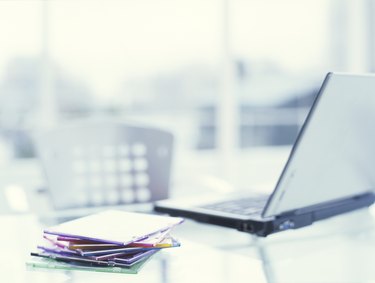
left=27, top=210, right=184, bottom=274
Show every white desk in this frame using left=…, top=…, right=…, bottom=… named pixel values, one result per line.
left=2, top=207, right=375, bottom=283
left=1, top=214, right=266, bottom=283
left=172, top=206, right=375, bottom=283
left=2, top=146, right=375, bottom=282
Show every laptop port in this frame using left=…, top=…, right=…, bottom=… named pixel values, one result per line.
left=278, top=220, right=295, bottom=230
left=242, top=223, right=254, bottom=232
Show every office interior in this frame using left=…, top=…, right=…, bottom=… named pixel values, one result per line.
left=1, top=1, right=375, bottom=282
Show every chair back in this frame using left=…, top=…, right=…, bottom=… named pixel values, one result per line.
left=33, top=123, right=173, bottom=210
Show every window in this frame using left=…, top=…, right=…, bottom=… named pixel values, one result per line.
left=0, top=0, right=374, bottom=205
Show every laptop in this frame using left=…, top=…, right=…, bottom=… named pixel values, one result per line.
left=154, top=73, right=375, bottom=236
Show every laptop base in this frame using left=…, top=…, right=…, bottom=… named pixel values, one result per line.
left=154, top=192, right=375, bottom=237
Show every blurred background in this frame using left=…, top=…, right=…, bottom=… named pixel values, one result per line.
left=0, top=0, right=374, bottom=214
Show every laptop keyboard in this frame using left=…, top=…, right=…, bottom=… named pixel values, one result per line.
left=199, top=196, right=268, bottom=216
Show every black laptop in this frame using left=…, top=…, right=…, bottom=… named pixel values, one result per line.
left=154, top=73, right=375, bottom=236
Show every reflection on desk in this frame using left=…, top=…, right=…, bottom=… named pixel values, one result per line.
left=172, top=206, right=375, bottom=283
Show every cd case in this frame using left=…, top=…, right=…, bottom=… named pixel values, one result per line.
left=26, top=255, right=151, bottom=274
left=28, top=210, right=183, bottom=274
left=44, top=210, right=184, bottom=245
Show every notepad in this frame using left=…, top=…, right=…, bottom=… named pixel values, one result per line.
left=44, top=210, right=184, bottom=246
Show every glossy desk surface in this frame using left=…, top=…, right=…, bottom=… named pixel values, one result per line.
left=3, top=206, right=375, bottom=283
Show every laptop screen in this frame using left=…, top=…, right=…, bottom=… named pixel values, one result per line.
left=263, top=73, right=375, bottom=217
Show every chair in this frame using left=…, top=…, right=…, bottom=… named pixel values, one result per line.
left=0, top=187, right=12, bottom=214
left=32, top=122, right=174, bottom=210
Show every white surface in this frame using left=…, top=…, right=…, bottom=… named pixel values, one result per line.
left=1, top=214, right=266, bottom=283
left=2, top=207, right=375, bottom=282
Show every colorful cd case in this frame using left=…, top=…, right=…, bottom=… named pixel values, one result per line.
left=28, top=210, right=183, bottom=274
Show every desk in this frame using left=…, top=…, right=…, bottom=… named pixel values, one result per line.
left=2, top=146, right=375, bottom=282
left=1, top=214, right=266, bottom=283
left=173, top=207, right=375, bottom=283
left=3, top=207, right=375, bottom=283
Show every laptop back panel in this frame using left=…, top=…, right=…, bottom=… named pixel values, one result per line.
left=263, top=73, right=375, bottom=217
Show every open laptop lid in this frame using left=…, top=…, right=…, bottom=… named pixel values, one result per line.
left=263, top=73, right=375, bottom=218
